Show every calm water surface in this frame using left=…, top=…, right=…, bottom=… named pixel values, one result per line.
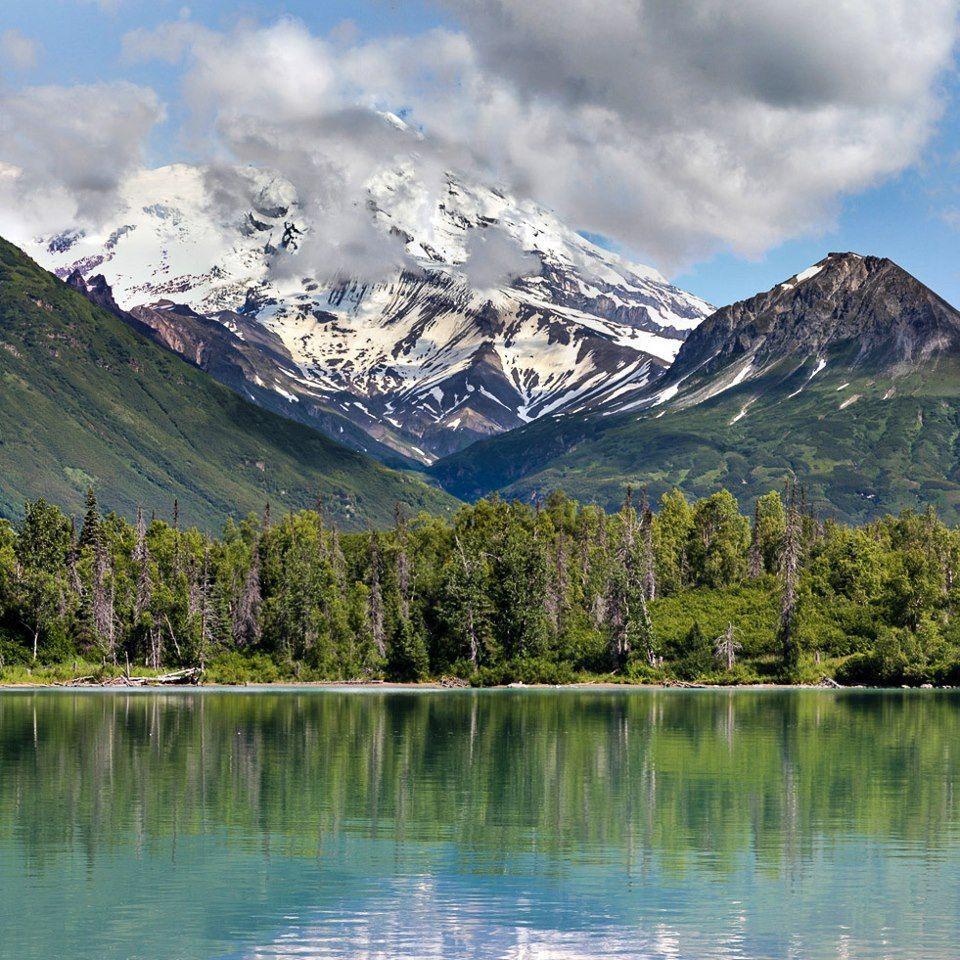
left=1, top=689, right=959, bottom=959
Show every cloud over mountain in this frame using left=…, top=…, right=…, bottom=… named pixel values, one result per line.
left=3, top=2, right=958, bottom=275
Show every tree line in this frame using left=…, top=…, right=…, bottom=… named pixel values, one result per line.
left=3, top=484, right=960, bottom=685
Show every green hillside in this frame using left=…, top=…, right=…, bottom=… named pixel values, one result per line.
left=432, top=350, right=960, bottom=523
left=0, top=238, right=457, bottom=529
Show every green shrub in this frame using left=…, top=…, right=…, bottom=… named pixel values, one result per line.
left=205, top=652, right=283, bottom=685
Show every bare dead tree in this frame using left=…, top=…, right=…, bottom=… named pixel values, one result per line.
left=778, top=479, right=802, bottom=668
left=132, top=506, right=152, bottom=623
left=714, top=623, right=741, bottom=671
left=233, top=545, right=261, bottom=648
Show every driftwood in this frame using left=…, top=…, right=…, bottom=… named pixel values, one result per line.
left=438, top=676, right=470, bottom=688
left=818, top=677, right=842, bottom=688
left=58, top=667, right=203, bottom=688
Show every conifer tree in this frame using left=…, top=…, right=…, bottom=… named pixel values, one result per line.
left=394, top=503, right=412, bottom=621
left=78, top=487, right=102, bottom=551
left=640, top=489, right=657, bottom=601
left=389, top=614, right=430, bottom=681
left=747, top=501, right=763, bottom=579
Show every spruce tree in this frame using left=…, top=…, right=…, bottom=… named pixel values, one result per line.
left=78, top=488, right=102, bottom=551
left=367, top=532, right=386, bottom=660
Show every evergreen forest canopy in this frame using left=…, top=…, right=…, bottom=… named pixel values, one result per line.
left=3, top=484, right=960, bottom=688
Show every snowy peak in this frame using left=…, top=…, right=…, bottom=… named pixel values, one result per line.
left=30, top=162, right=712, bottom=463
left=631, top=252, right=960, bottom=415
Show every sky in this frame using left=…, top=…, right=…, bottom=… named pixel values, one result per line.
left=2, top=0, right=960, bottom=307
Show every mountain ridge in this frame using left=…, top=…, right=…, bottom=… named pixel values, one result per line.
left=30, top=160, right=712, bottom=464
left=429, top=251, right=960, bottom=522
left=0, top=237, right=457, bottom=529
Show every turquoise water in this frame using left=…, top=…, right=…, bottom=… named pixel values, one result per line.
left=1, top=689, right=959, bottom=959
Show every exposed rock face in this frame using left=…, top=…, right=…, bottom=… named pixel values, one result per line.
left=660, top=253, right=960, bottom=399
left=33, top=161, right=712, bottom=464
left=65, top=270, right=125, bottom=319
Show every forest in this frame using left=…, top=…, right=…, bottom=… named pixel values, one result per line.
left=2, top=484, right=960, bottom=687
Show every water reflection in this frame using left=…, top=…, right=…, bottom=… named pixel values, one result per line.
left=1, top=689, right=958, bottom=959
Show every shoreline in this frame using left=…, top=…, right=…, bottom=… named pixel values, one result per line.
left=0, top=680, right=950, bottom=692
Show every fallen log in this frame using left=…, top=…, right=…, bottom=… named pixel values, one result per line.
left=58, top=667, right=203, bottom=688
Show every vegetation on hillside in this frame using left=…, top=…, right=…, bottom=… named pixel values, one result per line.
left=3, top=483, right=960, bottom=687
left=431, top=359, right=960, bottom=524
left=0, top=237, right=455, bottom=529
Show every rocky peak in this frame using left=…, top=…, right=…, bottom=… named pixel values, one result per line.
left=65, top=269, right=125, bottom=319
left=665, top=253, right=960, bottom=388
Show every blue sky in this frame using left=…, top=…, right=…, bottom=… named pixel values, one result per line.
left=3, top=0, right=960, bottom=308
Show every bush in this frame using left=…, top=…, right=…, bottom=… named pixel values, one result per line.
left=204, top=652, right=283, bottom=685
left=472, top=657, right=577, bottom=687
left=835, top=628, right=932, bottom=686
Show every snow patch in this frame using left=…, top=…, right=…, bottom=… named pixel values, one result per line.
left=729, top=361, right=754, bottom=388
left=273, top=383, right=299, bottom=402
left=652, top=381, right=681, bottom=407
left=795, top=264, right=824, bottom=284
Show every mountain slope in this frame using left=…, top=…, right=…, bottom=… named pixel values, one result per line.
left=32, top=160, right=711, bottom=463
left=0, top=238, right=457, bottom=529
left=431, top=253, right=960, bottom=523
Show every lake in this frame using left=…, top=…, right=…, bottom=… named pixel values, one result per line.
left=1, top=689, right=958, bottom=959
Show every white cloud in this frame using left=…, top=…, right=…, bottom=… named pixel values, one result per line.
left=0, top=82, right=163, bottom=230
left=436, top=0, right=960, bottom=266
left=461, top=227, right=540, bottom=289
left=120, top=3, right=959, bottom=274
left=0, top=29, right=39, bottom=70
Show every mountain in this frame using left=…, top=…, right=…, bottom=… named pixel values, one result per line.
left=431, top=253, right=960, bottom=523
left=31, top=159, right=711, bottom=464
left=0, top=237, right=457, bottom=529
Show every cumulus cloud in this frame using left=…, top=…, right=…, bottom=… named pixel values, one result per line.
left=0, top=82, right=163, bottom=229
left=0, top=29, right=39, bottom=71
left=461, top=227, right=540, bottom=289
left=119, top=3, right=959, bottom=277
left=124, top=19, right=481, bottom=280
left=434, top=0, right=960, bottom=265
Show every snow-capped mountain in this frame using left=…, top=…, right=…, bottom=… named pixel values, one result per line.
left=31, top=161, right=711, bottom=463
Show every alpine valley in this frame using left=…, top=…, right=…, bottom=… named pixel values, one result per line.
left=31, top=160, right=711, bottom=465
left=432, top=252, right=960, bottom=523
